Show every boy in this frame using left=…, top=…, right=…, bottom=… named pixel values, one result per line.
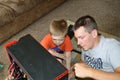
left=40, top=19, right=73, bottom=71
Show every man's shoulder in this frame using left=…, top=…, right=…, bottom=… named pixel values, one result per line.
left=103, top=37, right=120, bottom=49
left=105, top=37, right=120, bottom=45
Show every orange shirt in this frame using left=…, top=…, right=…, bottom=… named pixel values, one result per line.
left=40, top=34, right=73, bottom=52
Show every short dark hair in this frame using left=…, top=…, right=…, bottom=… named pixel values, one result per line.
left=73, top=15, right=98, bottom=33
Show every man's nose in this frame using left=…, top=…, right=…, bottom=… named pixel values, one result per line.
left=77, top=39, right=82, bottom=45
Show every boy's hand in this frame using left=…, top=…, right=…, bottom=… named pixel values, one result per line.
left=68, top=69, right=75, bottom=80
left=48, top=49, right=56, bottom=56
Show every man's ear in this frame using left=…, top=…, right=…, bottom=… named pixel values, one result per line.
left=91, top=29, right=98, bottom=38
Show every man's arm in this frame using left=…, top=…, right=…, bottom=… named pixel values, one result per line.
left=74, top=62, right=120, bottom=80
left=90, top=66, right=120, bottom=80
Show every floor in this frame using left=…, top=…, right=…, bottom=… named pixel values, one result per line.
left=0, top=0, right=120, bottom=79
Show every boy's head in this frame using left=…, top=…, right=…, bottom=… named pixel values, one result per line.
left=50, top=19, right=67, bottom=46
left=50, top=19, right=67, bottom=36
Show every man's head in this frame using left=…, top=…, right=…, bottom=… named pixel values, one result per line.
left=73, top=15, right=100, bottom=50
left=50, top=19, right=67, bottom=46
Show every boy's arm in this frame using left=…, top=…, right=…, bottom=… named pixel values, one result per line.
left=48, top=49, right=65, bottom=59
left=65, top=52, right=71, bottom=71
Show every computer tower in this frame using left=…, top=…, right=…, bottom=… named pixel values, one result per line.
left=5, top=34, right=68, bottom=80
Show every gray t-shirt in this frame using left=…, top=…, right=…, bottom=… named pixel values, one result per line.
left=81, top=36, right=120, bottom=72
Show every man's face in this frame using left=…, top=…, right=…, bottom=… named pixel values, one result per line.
left=51, top=35, right=65, bottom=46
left=74, top=26, right=95, bottom=50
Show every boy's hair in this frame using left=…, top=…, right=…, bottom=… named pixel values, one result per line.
left=73, top=15, right=98, bottom=34
left=50, top=19, right=67, bottom=36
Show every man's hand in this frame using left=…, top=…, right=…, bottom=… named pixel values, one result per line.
left=74, top=62, right=92, bottom=78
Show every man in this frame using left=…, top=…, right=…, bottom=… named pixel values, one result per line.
left=73, top=15, right=120, bottom=80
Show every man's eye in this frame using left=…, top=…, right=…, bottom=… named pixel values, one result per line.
left=81, top=37, right=84, bottom=39
left=79, top=36, right=84, bottom=39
